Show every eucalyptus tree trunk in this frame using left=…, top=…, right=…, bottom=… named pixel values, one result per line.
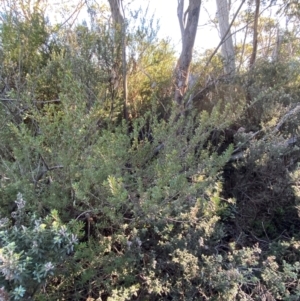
left=249, top=0, right=260, bottom=68
left=272, top=25, right=282, bottom=62
left=107, top=0, right=128, bottom=121
left=216, top=0, right=235, bottom=75
left=175, top=0, right=201, bottom=109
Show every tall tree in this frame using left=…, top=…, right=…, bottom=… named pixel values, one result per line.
left=107, top=0, right=128, bottom=121
left=216, top=0, right=235, bottom=75
left=249, top=0, right=260, bottom=68
left=175, top=0, right=201, bottom=109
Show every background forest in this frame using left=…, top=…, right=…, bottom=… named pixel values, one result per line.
left=1, top=0, right=300, bottom=300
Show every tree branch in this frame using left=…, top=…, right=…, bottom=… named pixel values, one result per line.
left=177, top=0, right=185, bottom=41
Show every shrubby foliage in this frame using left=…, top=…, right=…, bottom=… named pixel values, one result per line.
left=0, top=193, right=79, bottom=300
left=0, top=0, right=300, bottom=300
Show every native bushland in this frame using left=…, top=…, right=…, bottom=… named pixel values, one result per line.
left=1, top=0, right=300, bottom=300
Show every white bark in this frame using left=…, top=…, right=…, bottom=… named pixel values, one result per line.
left=249, top=0, right=260, bottom=68
left=216, top=0, right=235, bottom=75
left=272, top=25, right=282, bottom=62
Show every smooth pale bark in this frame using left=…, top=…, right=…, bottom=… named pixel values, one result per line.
left=175, top=0, right=201, bottom=108
left=216, top=0, right=235, bottom=75
left=205, top=0, right=244, bottom=70
left=107, top=0, right=128, bottom=121
left=249, top=0, right=260, bottom=68
left=108, top=0, right=124, bottom=24
left=272, top=25, right=282, bottom=62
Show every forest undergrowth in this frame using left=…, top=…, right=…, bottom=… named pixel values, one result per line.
left=1, top=1, right=300, bottom=300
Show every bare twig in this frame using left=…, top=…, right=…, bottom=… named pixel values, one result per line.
left=55, top=0, right=85, bottom=30
left=33, top=99, right=61, bottom=104
left=273, top=104, right=300, bottom=134
left=261, top=221, right=270, bottom=242
left=229, top=104, right=300, bottom=162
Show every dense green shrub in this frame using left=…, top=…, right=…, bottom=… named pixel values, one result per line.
left=1, top=56, right=300, bottom=301
left=0, top=193, right=79, bottom=300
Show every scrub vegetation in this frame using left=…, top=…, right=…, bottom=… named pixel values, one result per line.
left=1, top=0, right=300, bottom=300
